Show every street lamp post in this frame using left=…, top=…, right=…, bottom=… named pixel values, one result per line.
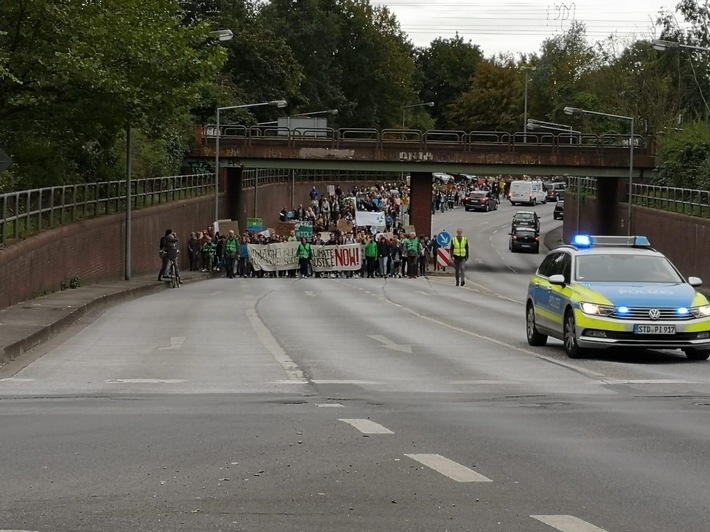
left=564, top=106, right=634, bottom=235
left=214, top=100, right=287, bottom=222
left=521, top=66, right=536, bottom=143
left=526, top=119, right=581, bottom=143
left=652, top=39, right=710, bottom=53
left=401, top=102, right=434, bottom=128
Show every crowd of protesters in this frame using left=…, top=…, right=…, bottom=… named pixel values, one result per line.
left=170, top=177, right=505, bottom=280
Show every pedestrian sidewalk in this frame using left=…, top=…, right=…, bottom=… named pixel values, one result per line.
left=0, top=271, right=212, bottom=367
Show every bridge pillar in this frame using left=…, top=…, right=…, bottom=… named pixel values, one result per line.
left=595, top=178, right=618, bottom=235
left=410, top=172, right=433, bottom=237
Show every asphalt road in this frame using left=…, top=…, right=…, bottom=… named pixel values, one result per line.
left=2, top=201, right=710, bottom=532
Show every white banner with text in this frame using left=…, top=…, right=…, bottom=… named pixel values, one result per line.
left=248, top=243, right=362, bottom=272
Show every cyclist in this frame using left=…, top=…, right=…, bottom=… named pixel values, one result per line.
left=158, top=228, right=178, bottom=280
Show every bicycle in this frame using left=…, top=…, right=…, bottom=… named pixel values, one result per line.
left=165, top=253, right=182, bottom=288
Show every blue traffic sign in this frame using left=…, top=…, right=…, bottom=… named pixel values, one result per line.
left=437, top=231, right=451, bottom=247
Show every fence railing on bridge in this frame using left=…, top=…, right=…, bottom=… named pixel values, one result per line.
left=204, top=125, right=650, bottom=153
left=0, top=174, right=213, bottom=247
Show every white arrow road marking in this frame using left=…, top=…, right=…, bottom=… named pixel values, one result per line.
left=531, top=515, right=608, bottom=531
left=158, top=336, right=186, bottom=351
left=405, top=454, right=492, bottom=482
left=368, top=334, right=412, bottom=354
left=104, top=379, right=186, bottom=384
left=339, top=419, right=394, bottom=434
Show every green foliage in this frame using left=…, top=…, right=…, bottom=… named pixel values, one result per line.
left=0, top=0, right=225, bottom=190
left=448, top=58, right=521, bottom=131
left=655, top=122, right=710, bottom=189
left=415, top=35, right=483, bottom=129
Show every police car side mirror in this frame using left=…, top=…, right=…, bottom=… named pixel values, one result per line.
left=548, top=274, right=566, bottom=286
left=688, top=276, right=703, bottom=287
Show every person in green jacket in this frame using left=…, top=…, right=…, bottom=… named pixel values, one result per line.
left=297, top=237, right=312, bottom=278
left=224, top=230, right=238, bottom=278
left=364, top=235, right=378, bottom=278
left=201, top=237, right=216, bottom=272
left=405, top=232, right=420, bottom=278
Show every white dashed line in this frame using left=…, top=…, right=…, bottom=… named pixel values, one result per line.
left=405, top=453, right=492, bottom=482
left=316, top=403, right=345, bottom=408
left=531, top=514, right=608, bottom=531
left=339, top=418, right=394, bottom=434
left=103, top=379, right=186, bottom=384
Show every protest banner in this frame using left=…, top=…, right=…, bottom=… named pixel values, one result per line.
left=247, top=243, right=361, bottom=272
left=355, top=210, right=385, bottom=227
left=337, top=219, right=354, bottom=233
left=274, top=221, right=296, bottom=238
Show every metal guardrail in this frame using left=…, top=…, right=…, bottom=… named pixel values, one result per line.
left=567, top=177, right=710, bottom=218
left=240, top=168, right=394, bottom=188
left=0, top=174, right=213, bottom=247
left=632, top=183, right=710, bottom=217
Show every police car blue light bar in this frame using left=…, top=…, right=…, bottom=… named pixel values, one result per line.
left=571, top=235, right=651, bottom=248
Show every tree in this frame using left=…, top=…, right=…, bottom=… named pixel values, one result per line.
left=0, top=0, right=226, bottom=188
left=448, top=57, right=521, bottom=132
left=655, top=122, right=710, bottom=189
left=414, top=35, right=483, bottom=129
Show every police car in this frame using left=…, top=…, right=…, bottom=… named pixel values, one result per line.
left=525, top=235, right=710, bottom=360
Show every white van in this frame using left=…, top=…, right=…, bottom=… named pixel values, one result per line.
left=509, top=180, right=547, bottom=206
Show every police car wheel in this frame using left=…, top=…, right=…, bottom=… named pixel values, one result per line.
left=684, top=348, right=710, bottom=361
left=564, top=310, right=585, bottom=358
left=526, top=303, right=547, bottom=346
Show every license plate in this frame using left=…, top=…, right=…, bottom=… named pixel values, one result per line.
left=635, top=325, right=676, bottom=334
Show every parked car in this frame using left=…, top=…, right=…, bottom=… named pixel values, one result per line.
left=464, top=190, right=499, bottom=212
left=553, top=200, right=564, bottom=220
left=509, top=226, right=540, bottom=253
left=511, top=210, right=541, bottom=233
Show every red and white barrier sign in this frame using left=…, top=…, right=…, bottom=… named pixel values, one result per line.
left=437, top=248, right=452, bottom=268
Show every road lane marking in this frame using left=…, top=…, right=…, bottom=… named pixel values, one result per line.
left=368, top=334, right=412, bottom=354
left=245, top=304, right=307, bottom=383
left=316, top=403, right=344, bottom=408
left=158, top=336, right=186, bottom=350
left=311, top=380, right=379, bottom=384
left=531, top=515, right=608, bottom=531
left=304, top=291, right=316, bottom=297
left=601, top=379, right=698, bottom=385
left=104, top=379, right=186, bottom=384
left=379, top=286, right=605, bottom=380
left=405, top=453, right=492, bottom=482
left=0, top=378, right=35, bottom=382
left=339, top=419, right=394, bottom=434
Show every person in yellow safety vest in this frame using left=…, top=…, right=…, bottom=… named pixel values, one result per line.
left=449, top=228, right=469, bottom=286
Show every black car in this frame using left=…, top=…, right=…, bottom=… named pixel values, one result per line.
left=511, top=210, right=540, bottom=233
left=464, top=190, right=499, bottom=212
left=509, top=226, right=540, bottom=253
left=553, top=199, right=564, bottom=220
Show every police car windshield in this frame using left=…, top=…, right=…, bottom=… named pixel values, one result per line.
left=576, top=254, right=684, bottom=283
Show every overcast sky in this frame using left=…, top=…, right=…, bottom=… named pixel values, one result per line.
left=371, top=0, right=685, bottom=56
